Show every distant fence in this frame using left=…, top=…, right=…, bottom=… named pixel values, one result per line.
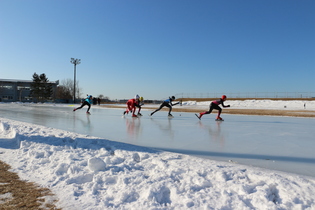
left=174, top=92, right=315, bottom=99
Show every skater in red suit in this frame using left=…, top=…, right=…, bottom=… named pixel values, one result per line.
left=196, top=95, right=230, bottom=120
left=123, top=95, right=142, bottom=117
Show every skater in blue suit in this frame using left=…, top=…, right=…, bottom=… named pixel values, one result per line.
left=73, top=95, right=93, bottom=114
left=150, top=96, right=181, bottom=117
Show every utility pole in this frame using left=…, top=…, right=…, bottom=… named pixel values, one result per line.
left=70, top=58, right=81, bottom=103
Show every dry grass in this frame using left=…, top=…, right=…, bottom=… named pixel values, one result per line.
left=218, top=108, right=315, bottom=117
left=176, top=108, right=315, bottom=118
left=0, top=160, right=60, bottom=210
left=176, top=98, right=315, bottom=117
left=178, top=97, right=315, bottom=101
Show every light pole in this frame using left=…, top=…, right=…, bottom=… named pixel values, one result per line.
left=70, top=58, right=81, bottom=103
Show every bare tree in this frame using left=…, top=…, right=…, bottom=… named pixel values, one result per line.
left=98, top=94, right=104, bottom=99
left=56, top=79, right=82, bottom=101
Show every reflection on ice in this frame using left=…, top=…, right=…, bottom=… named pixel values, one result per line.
left=197, top=121, right=225, bottom=148
left=149, top=118, right=175, bottom=140
left=124, top=117, right=142, bottom=140
left=0, top=103, right=314, bottom=177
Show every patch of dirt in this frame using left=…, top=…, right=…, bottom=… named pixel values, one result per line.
left=0, top=160, right=60, bottom=210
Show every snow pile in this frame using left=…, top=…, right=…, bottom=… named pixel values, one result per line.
left=183, top=100, right=315, bottom=110
left=0, top=118, right=315, bottom=209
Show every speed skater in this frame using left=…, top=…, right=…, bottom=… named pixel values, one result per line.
left=150, top=96, right=181, bottom=117
left=73, top=95, right=93, bottom=114
left=123, top=95, right=143, bottom=117
left=196, top=95, right=230, bottom=120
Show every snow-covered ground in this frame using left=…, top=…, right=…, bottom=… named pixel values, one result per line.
left=183, top=99, right=315, bottom=110
left=0, top=100, right=315, bottom=209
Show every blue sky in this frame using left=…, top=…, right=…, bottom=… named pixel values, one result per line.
left=1, top=0, right=314, bottom=100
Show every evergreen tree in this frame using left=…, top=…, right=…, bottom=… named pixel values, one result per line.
left=30, top=73, right=53, bottom=102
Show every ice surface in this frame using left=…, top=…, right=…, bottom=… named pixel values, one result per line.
left=0, top=103, right=314, bottom=177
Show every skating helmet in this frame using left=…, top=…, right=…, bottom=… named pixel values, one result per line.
left=221, top=95, right=227, bottom=100
left=171, top=96, right=175, bottom=100
left=139, top=96, right=144, bottom=102
left=135, top=94, right=140, bottom=99
left=89, top=95, right=93, bottom=98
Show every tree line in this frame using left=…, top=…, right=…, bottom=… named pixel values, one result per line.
left=31, top=72, right=82, bottom=102
left=31, top=73, right=106, bottom=103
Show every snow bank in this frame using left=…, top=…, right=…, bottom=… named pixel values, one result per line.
left=183, top=100, right=315, bottom=110
left=0, top=118, right=315, bottom=209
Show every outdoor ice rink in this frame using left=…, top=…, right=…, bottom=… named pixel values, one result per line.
left=0, top=103, right=314, bottom=177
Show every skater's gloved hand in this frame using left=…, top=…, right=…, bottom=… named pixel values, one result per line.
left=227, top=105, right=230, bottom=107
